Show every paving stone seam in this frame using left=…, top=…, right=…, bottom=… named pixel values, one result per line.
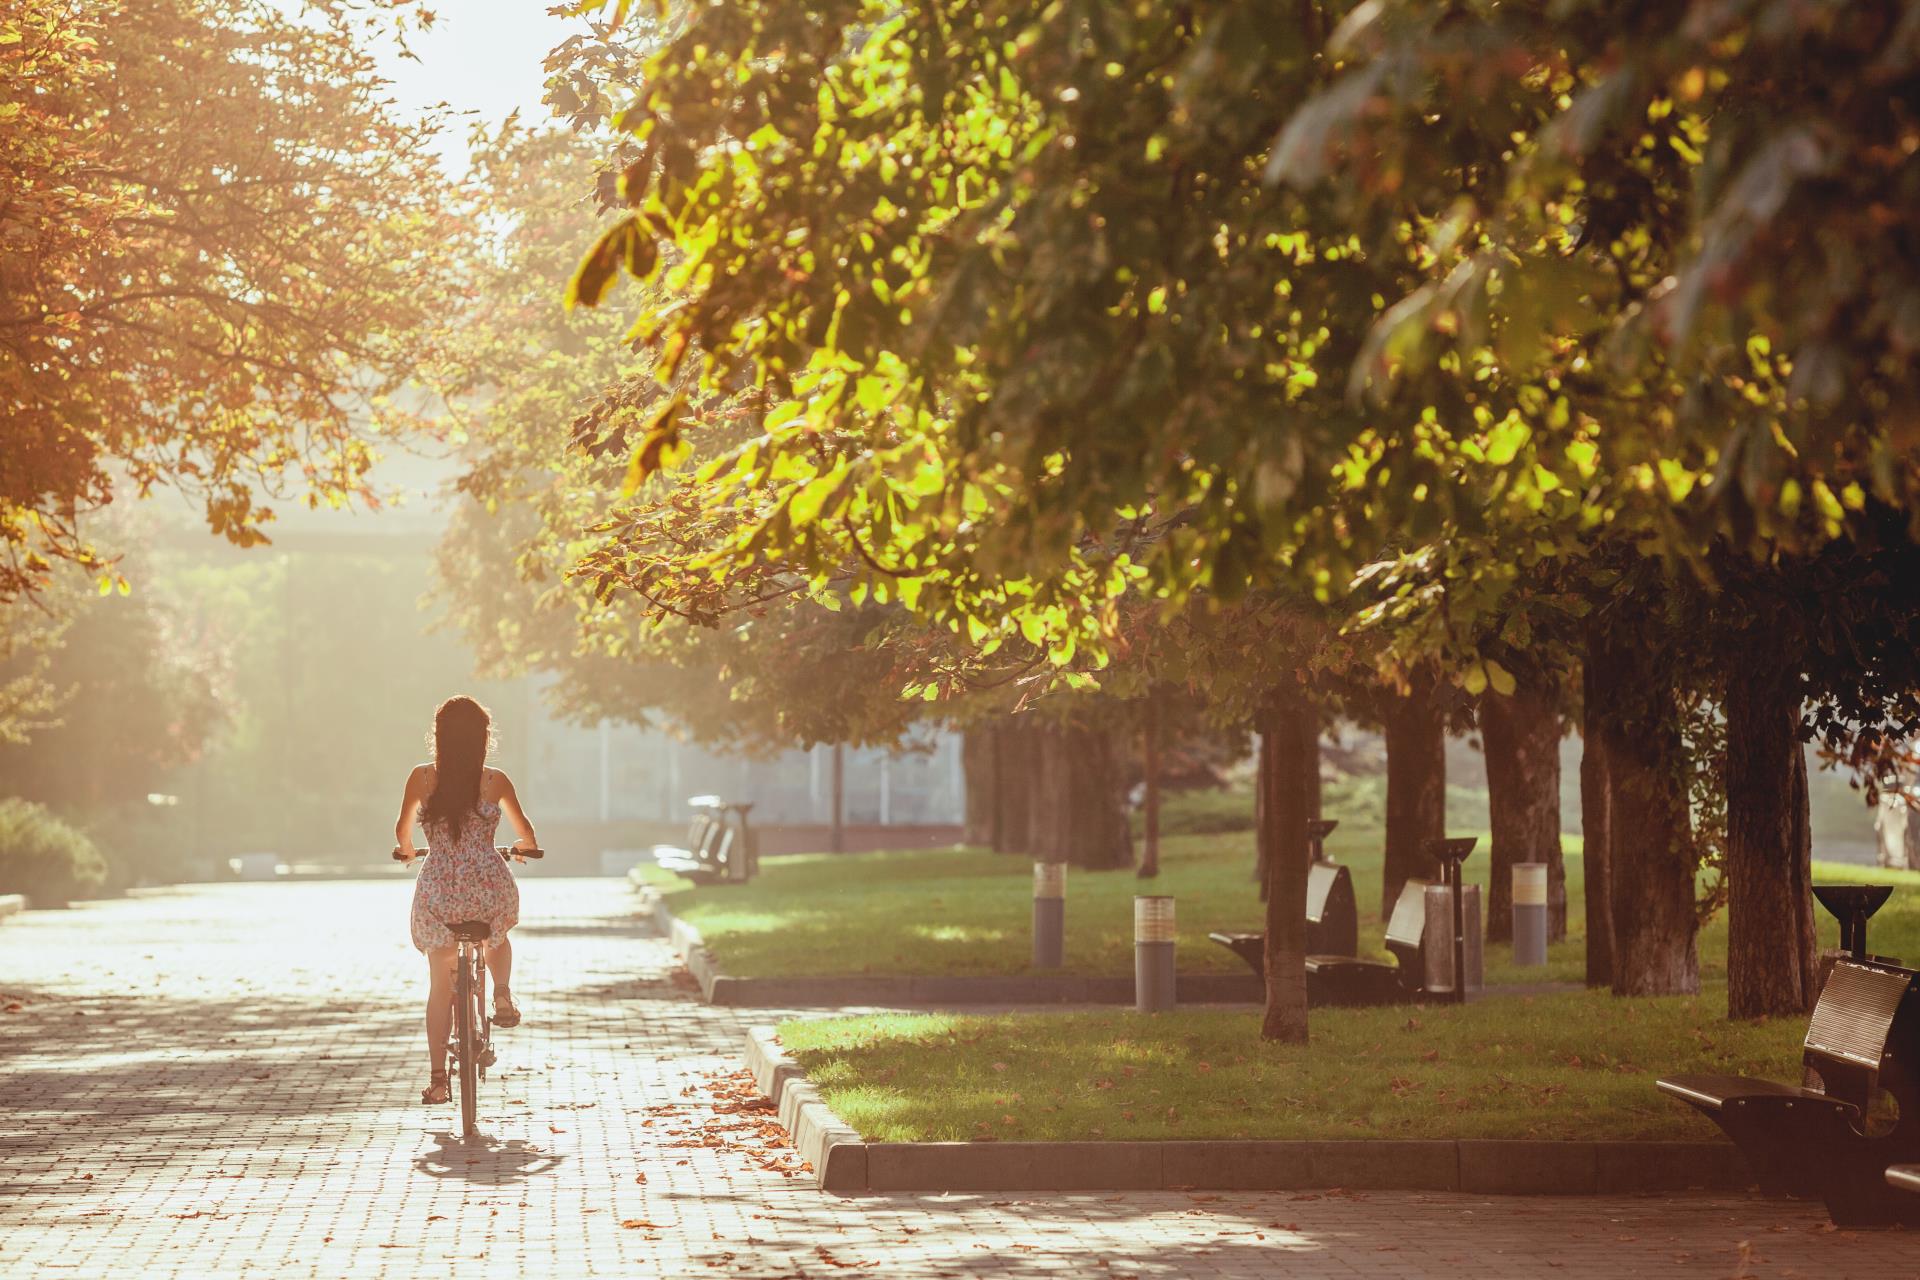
left=742, top=1027, right=1758, bottom=1197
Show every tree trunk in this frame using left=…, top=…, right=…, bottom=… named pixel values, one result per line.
left=992, top=722, right=1037, bottom=855
left=1028, top=723, right=1134, bottom=869
left=1589, top=624, right=1700, bottom=997
left=1724, top=668, right=1818, bottom=1019
left=830, top=743, right=845, bottom=854
left=1905, top=788, right=1920, bottom=870
left=1579, top=667, right=1615, bottom=988
left=1482, top=683, right=1567, bottom=943
left=1253, top=724, right=1269, bottom=899
left=1381, top=671, right=1446, bottom=919
left=961, top=728, right=996, bottom=848
left=1139, top=691, right=1162, bottom=879
left=1258, top=686, right=1317, bottom=1043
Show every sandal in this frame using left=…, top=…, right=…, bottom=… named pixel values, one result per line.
left=492, top=991, right=521, bottom=1029
left=421, top=1071, right=449, bottom=1105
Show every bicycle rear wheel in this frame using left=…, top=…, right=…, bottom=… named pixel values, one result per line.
left=455, top=951, right=479, bottom=1138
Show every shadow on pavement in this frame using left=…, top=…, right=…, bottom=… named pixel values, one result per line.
left=413, top=1129, right=566, bottom=1185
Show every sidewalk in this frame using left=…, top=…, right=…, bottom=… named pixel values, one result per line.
left=0, top=880, right=1906, bottom=1277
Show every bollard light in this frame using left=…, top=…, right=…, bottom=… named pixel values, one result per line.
left=1032, top=862, right=1066, bottom=969
left=1134, top=895, right=1176, bottom=1013
left=1512, top=862, right=1548, bottom=967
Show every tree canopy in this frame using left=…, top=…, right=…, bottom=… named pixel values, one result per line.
left=1, top=0, right=462, bottom=601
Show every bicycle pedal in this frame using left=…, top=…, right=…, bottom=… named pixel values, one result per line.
left=479, top=1047, right=497, bottom=1069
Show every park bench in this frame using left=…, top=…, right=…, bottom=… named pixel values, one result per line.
left=1210, top=832, right=1480, bottom=1008
left=652, top=796, right=758, bottom=885
left=1210, top=876, right=1437, bottom=1007
left=1656, top=958, right=1920, bottom=1226
left=1209, top=821, right=1360, bottom=976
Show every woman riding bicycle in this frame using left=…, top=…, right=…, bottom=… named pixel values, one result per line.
left=394, top=695, right=539, bottom=1106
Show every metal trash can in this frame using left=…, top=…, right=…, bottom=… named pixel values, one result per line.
left=1422, top=883, right=1484, bottom=997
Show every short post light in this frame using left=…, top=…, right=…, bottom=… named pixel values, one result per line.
left=1511, top=862, right=1548, bottom=967
left=1032, top=861, right=1065, bottom=969
left=1134, top=895, right=1176, bottom=1012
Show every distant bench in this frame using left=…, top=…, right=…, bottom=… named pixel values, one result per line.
left=1209, top=824, right=1489, bottom=1006
left=1210, top=873, right=1461, bottom=1006
left=1658, top=958, right=1920, bottom=1226
left=1208, top=853, right=1359, bottom=973
left=652, top=796, right=758, bottom=885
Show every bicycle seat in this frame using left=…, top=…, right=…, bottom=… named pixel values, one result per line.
left=449, top=921, right=491, bottom=943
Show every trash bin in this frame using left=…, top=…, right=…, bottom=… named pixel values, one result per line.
left=1422, top=883, right=1483, bottom=997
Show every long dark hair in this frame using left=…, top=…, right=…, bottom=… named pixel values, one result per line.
left=421, top=695, right=493, bottom=834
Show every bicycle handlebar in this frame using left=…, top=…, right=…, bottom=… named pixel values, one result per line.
left=393, top=846, right=544, bottom=862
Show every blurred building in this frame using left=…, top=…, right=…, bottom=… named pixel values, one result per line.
left=520, top=684, right=964, bottom=829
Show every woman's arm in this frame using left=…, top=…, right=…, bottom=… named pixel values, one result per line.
left=395, top=765, right=429, bottom=860
left=496, top=771, right=539, bottom=851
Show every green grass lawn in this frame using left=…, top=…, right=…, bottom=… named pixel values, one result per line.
left=638, top=820, right=1920, bottom=986
left=776, top=991, right=1804, bottom=1142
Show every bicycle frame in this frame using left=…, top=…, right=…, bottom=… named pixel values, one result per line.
left=449, top=934, right=493, bottom=1138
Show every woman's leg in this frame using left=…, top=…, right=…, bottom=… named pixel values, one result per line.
left=485, top=934, right=513, bottom=998
left=425, top=946, right=456, bottom=1078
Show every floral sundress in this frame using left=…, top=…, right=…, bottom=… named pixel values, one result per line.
left=409, top=796, right=520, bottom=953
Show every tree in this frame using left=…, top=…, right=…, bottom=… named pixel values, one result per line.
left=1378, top=668, right=1447, bottom=920
left=1257, top=679, right=1318, bottom=1043
left=0, top=579, right=225, bottom=821
left=0, top=599, right=65, bottom=746
left=1586, top=599, right=1701, bottom=998
left=1481, top=675, right=1568, bottom=944
left=430, top=128, right=1001, bottom=779
left=1, top=0, right=461, bottom=600
left=1579, top=653, right=1615, bottom=988
left=550, top=0, right=1920, bottom=1025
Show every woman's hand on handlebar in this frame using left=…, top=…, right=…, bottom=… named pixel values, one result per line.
left=393, top=845, right=421, bottom=864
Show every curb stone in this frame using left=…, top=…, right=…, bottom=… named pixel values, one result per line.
left=741, top=1028, right=1756, bottom=1196
left=0, top=895, right=25, bottom=922
left=632, top=876, right=1264, bottom=1007
left=745, top=1027, right=866, bottom=1191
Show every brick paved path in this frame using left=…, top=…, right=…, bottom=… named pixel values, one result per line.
left=0, top=880, right=1910, bottom=1278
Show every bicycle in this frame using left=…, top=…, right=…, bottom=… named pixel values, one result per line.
left=393, top=843, right=543, bottom=1138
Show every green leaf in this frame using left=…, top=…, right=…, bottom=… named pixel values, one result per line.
left=1484, top=660, right=1517, bottom=698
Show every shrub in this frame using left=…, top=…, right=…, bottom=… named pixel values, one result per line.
left=0, top=797, right=107, bottom=905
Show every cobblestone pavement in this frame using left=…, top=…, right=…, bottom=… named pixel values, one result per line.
left=1, top=879, right=1912, bottom=1278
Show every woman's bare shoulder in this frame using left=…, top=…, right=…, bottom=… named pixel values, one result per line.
left=408, top=762, right=434, bottom=789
